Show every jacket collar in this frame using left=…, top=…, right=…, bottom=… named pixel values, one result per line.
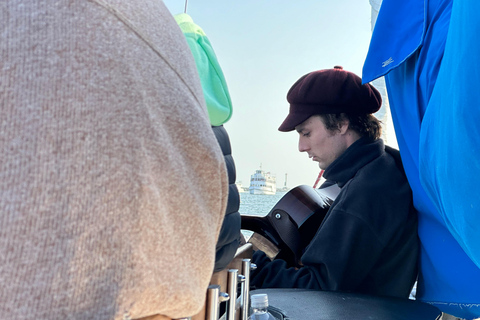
left=323, top=138, right=384, bottom=187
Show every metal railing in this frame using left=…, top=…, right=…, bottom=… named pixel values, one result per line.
left=205, top=259, right=256, bottom=320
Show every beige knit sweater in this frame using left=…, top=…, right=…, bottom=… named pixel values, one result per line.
left=0, top=1, right=227, bottom=319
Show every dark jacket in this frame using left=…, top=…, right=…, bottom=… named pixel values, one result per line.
left=251, top=138, right=418, bottom=298
left=212, top=125, right=242, bottom=272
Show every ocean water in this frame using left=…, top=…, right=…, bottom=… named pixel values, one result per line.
left=239, top=191, right=288, bottom=216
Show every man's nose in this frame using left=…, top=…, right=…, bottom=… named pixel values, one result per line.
left=298, top=138, right=309, bottom=152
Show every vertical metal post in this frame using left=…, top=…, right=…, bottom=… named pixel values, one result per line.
left=206, top=285, right=220, bottom=320
left=227, top=269, right=238, bottom=320
left=241, top=259, right=252, bottom=320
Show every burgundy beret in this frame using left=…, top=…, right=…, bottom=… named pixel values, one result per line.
left=278, top=66, right=382, bottom=132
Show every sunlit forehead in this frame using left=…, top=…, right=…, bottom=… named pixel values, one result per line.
left=295, top=115, right=322, bottom=134
left=295, top=117, right=311, bottom=132
left=295, top=124, right=307, bottom=134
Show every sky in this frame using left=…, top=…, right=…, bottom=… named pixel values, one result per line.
left=163, top=0, right=393, bottom=189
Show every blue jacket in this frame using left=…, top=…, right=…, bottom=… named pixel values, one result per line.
left=363, top=0, right=480, bottom=317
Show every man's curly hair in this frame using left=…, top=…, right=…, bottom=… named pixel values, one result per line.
left=320, top=113, right=382, bottom=140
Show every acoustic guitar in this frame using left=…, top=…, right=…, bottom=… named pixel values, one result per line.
left=241, top=183, right=340, bottom=268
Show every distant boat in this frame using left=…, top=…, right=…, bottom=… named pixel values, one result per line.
left=249, top=168, right=276, bottom=195
left=235, top=182, right=247, bottom=193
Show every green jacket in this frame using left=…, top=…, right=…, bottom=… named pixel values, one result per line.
left=175, top=13, right=233, bottom=126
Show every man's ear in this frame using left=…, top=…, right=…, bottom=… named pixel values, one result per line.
left=338, top=114, right=349, bottom=135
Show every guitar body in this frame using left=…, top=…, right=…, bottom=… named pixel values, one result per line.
left=241, top=184, right=339, bottom=267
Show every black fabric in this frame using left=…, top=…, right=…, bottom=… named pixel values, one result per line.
left=253, top=288, right=441, bottom=320
left=212, top=125, right=242, bottom=272
left=251, top=138, right=419, bottom=298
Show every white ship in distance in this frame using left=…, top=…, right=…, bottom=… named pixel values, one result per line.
left=249, top=167, right=276, bottom=195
